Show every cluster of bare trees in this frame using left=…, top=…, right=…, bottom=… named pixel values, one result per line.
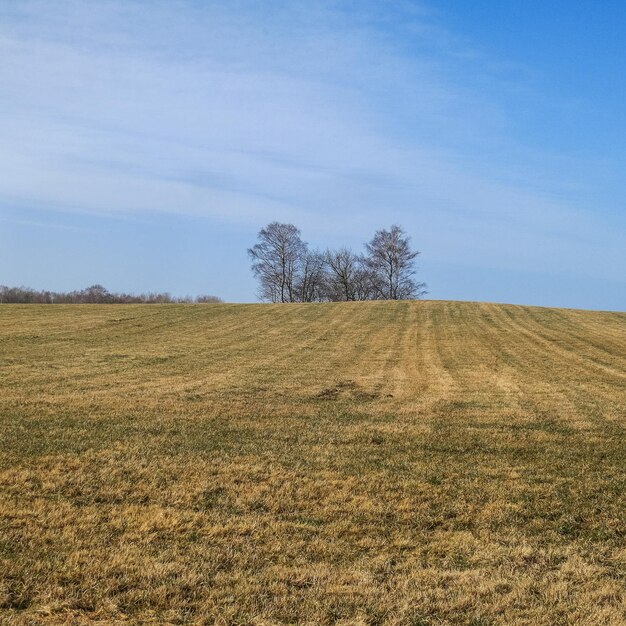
left=0, top=284, right=222, bottom=304
left=248, top=223, right=426, bottom=302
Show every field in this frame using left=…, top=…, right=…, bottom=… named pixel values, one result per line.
left=1, top=301, right=625, bottom=625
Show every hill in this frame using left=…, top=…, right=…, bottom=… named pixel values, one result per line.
left=1, top=301, right=625, bottom=625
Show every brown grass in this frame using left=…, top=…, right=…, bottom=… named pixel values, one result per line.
left=0, top=301, right=625, bottom=625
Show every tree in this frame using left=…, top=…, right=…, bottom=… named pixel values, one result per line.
left=363, top=225, right=426, bottom=300
left=195, top=295, right=222, bottom=303
left=324, top=248, right=359, bottom=301
left=247, top=222, right=307, bottom=303
left=83, top=284, right=110, bottom=304
left=297, top=250, right=326, bottom=302
left=352, top=262, right=377, bottom=301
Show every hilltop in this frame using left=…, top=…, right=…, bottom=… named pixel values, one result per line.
left=1, top=301, right=625, bottom=625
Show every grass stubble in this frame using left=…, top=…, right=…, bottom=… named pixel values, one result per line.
left=0, top=301, right=624, bottom=625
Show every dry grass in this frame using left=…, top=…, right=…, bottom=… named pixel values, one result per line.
left=0, top=301, right=625, bottom=625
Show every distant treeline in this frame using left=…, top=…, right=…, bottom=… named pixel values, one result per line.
left=0, top=284, right=222, bottom=304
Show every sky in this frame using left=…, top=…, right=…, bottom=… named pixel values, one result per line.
left=0, top=0, right=624, bottom=310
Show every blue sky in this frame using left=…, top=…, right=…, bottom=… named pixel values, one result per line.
left=1, top=0, right=624, bottom=309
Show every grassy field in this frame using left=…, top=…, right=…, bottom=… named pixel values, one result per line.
left=0, top=301, right=625, bottom=625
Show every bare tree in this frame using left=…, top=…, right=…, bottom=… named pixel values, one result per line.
left=352, top=262, right=377, bottom=301
left=324, top=248, right=360, bottom=301
left=195, top=295, right=222, bottom=303
left=83, top=284, right=111, bottom=304
left=297, top=250, right=326, bottom=302
left=248, top=222, right=307, bottom=302
left=364, top=225, right=426, bottom=300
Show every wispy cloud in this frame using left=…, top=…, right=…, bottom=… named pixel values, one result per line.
left=0, top=214, right=89, bottom=232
